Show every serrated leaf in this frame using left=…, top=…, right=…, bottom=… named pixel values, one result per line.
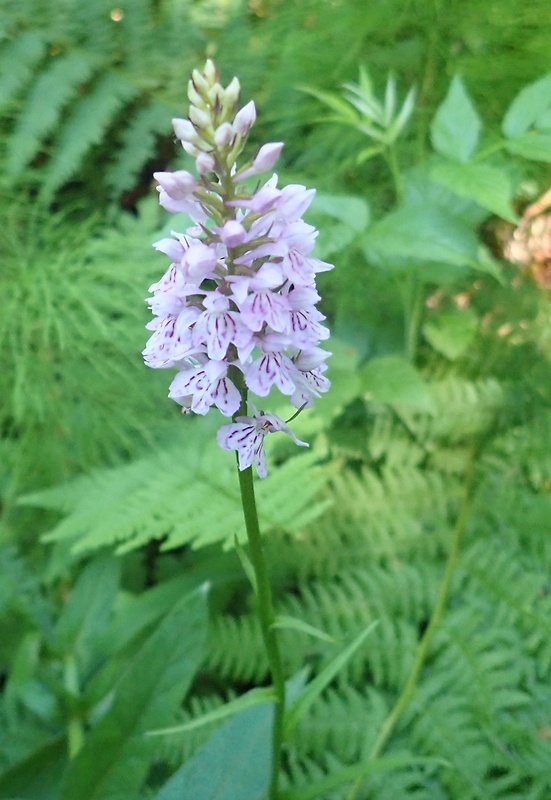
left=24, top=420, right=329, bottom=555
left=360, top=355, right=432, bottom=409
left=7, top=52, right=96, bottom=174
left=279, top=755, right=448, bottom=800
left=431, top=76, right=481, bottom=163
left=153, top=703, right=273, bottom=800
left=430, top=160, right=517, bottom=223
left=502, top=74, right=551, bottom=138
left=106, top=100, right=172, bottom=196
left=0, top=31, right=46, bottom=108
left=41, top=73, right=138, bottom=199
left=60, top=585, right=207, bottom=800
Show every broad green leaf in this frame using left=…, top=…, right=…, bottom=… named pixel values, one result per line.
left=431, top=76, right=481, bottom=163
left=279, top=755, right=448, bottom=800
left=310, top=193, right=370, bottom=232
left=504, top=132, right=551, bottom=163
left=0, top=735, right=66, bottom=800
left=272, top=615, right=337, bottom=644
left=54, top=554, right=120, bottom=666
left=84, top=576, right=200, bottom=708
left=60, top=585, right=207, bottom=800
left=423, top=308, right=479, bottom=360
left=430, top=160, right=517, bottom=223
left=95, top=575, right=198, bottom=660
left=284, top=622, right=378, bottom=736
left=360, top=356, right=432, bottom=410
left=153, top=704, right=273, bottom=800
left=363, top=203, right=479, bottom=268
left=147, top=686, right=276, bottom=736
left=502, top=74, right=551, bottom=138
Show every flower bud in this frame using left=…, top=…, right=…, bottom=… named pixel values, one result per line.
left=223, top=76, right=241, bottom=109
left=220, top=220, right=247, bottom=247
left=203, top=59, right=219, bottom=85
left=153, top=170, right=197, bottom=200
left=196, top=151, right=215, bottom=175
left=181, top=140, right=200, bottom=157
left=207, top=84, right=224, bottom=109
left=233, top=100, right=256, bottom=135
left=191, top=69, right=209, bottom=93
left=172, top=117, right=197, bottom=143
left=189, top=106, right=212, bottom=130
left=253, top=142, right=284, bottom=171
left=187, top=79, right=206, bottom=109
left=214, top=122, right=234, bottom=148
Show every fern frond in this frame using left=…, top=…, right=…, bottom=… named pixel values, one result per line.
left=40, top=72, right=139, bottom=200
left=7, top=51, right=97, bottom=174
left=207, top=613, right=266, bottom=683
left=105, top=100, right=173, bottom=197
left=20, top=422, right=328, bottom=555
left=0, top=31, right=46, bottom=109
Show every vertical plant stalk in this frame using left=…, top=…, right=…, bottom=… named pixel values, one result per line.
left=347, top=452, right=477, bottom=800
left=237, top=463, right=286, bottom=799
left=233, top=371, right=285, bottom=799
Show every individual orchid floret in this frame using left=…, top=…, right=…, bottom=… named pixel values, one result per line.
left=169, top=358, right=241, bottom=417
left=217, top=411, right=308, bottom=479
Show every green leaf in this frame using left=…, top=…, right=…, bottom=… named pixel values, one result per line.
left=431, top=76, right=481, bottom=163
left=147, top=686, right=276, bottom=736
left=40, top=73, right=138, bottom=200
left=423, top=308, right=479, bottom=360
left=310, top=193, right=370, bottom=232
left=504, top=131, right=551, bottom=162
left=278, top=755, right=448, bottom=800
left=360, top=356, right=432, bottom=410
left=0, top=736, right=66, bottom=800
left=152, top=704, right=273, bottom=800
left=28, top=420, right=329, bottom=555
left=54, top=554, right=120, bottom=666
left=271, top=615, right=337, bottom=644
left=7, top=53, right=96, bottom=175
left=0, top=31, right=46, bottom=108
left=430, top=160, right=517, bottom=223
left=363, top=203, right=479, bottom=268
left=284, top=622, right=378, bottom=736
left=502, top=74, right=551, bottom=138
left=60, top=585, right=207, bottom=800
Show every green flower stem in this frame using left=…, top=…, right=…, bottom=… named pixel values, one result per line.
left=230, top=368, right=285, bottom=799
left=347, top=453, right=476, bottom=800
left=236, top=462, right=286, bottom=800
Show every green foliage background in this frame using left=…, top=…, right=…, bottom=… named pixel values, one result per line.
left=0, top=0, right=551, bottom=798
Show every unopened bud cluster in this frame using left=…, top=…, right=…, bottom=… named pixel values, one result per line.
left=144, top=60, right=333, bottom=477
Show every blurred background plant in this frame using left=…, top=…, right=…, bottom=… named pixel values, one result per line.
left=1, top=0, right=551, bottom=798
